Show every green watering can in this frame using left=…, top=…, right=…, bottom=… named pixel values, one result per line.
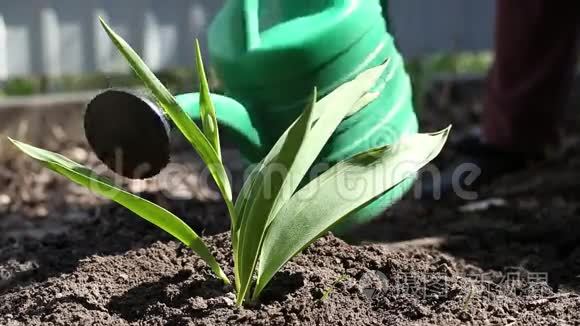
left=84, top=0, right=418, bottom=233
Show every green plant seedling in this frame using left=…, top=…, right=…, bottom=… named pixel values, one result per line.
left=320, top=274, right=350, bottom=302
left=9, top=18, right=450, bottom=306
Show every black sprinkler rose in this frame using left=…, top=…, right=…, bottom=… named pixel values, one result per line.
left=84, top=90, right=171, bottom=179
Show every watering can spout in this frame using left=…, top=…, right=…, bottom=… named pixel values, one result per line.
left=174, top=92, right=263, bottom=161
left=242, top=0, right=261, bottom=50
left=83, top=90, right=262, bottom=179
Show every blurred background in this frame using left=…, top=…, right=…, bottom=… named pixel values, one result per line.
left=0, top=0, right=497, bottom=158
left=0, top=0, right=494, bottom=91
left=0, top=0, right=505, bottom=239
left=0, top=0, right=499, bottom=241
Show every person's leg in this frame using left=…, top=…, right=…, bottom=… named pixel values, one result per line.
left=421, top=1, right=580, bottom=199
left=483, top=0, right=580, bottom=154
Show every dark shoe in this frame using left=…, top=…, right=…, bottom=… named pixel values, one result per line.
left=417, top=134, right=538, bottom=200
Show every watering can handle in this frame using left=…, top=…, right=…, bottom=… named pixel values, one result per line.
left=244, top=0, right=261, bottom=50
left=175, top=93, right=263, bottom=162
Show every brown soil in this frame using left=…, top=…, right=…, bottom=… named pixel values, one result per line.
left=2, top=80, right=580, bottom=325
left=3, top=228, right=579, bottom=326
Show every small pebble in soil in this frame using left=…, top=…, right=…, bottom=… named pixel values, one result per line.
left=223, top=296, right=235, bottom=307
left=414, top=304, right=432, bottom=318
left=189, top=297, right=208, bottom=310
left=458, top=311, right=472, bottom=321
left=436, top=262, right=454, bottom=276
left=207, top=296, right=235, bottom=307
left=0, top=194, right=11, bottom=205
left=225, top=292, right=236, bottom=301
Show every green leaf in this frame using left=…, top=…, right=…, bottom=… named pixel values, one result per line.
left=231, top=160, right=261, bottom=292
left=253, top=127, right=451, bottom=298
left=267, top=60, right=391, bottom=223
left=98, top=18, right=236, bottom=222
left=234, top=88, right=317, bottom=304
left=234, top=61, right=390, bottom=303
left=235, top=60, right=391, bottom=221
left=237, top=60, right=390, bottom=229
left=8, top=137, right=229, bottom=284
left=194, top=39, right=221, bottom=160
left=233, top=59, right=390, bottom=229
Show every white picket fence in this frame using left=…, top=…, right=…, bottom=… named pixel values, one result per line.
left=0, top=0, right=495, bottom=80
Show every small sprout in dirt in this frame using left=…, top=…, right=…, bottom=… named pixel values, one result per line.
left=462, top=284, right=475, bottom=311
left=8, top=18, right=450, bottom=306
left=319, top=274, right=349, bottom=302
